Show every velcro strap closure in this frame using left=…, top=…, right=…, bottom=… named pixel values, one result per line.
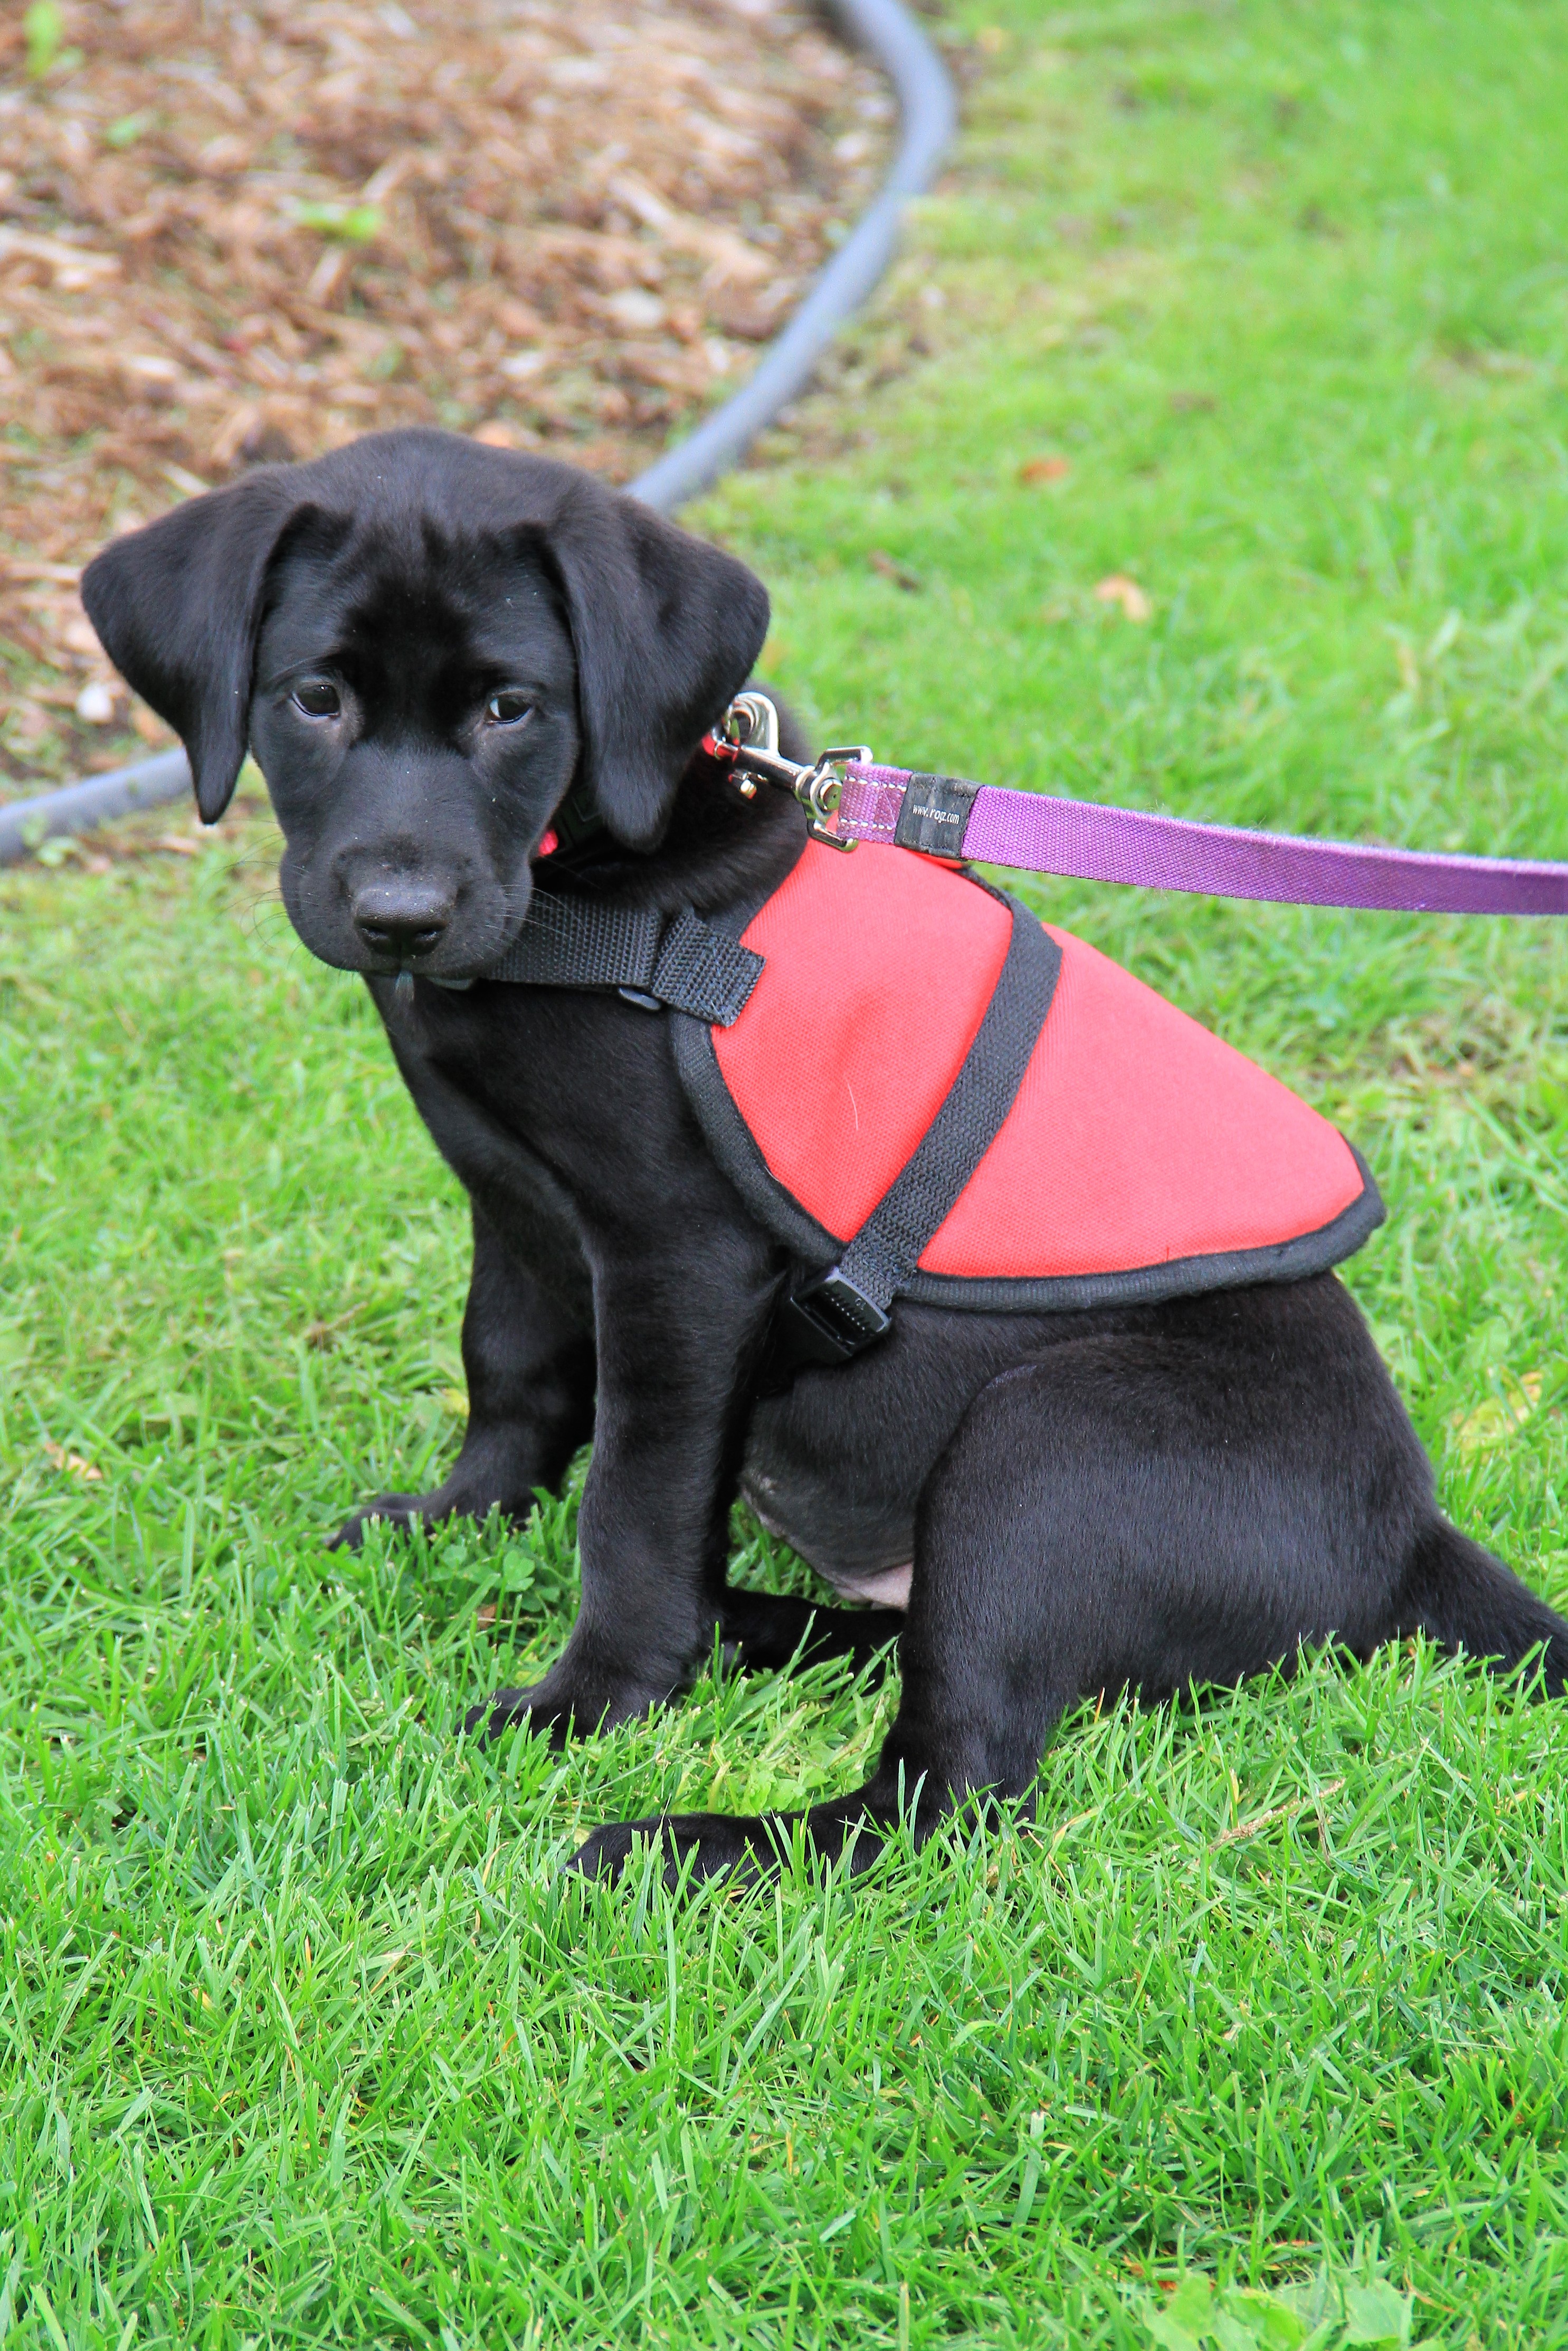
left=651, top=909, right=763, bottom=1026
left=483, top=893, right=762, bottom=1026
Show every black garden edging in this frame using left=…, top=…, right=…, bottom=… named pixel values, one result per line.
left=0, top=0, right=955, bottom=868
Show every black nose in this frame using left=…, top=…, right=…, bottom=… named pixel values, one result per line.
left=350, top=881, right=454, bottom=962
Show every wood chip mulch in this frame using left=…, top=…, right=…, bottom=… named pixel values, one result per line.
left=0, top=0, right=892, bottom=796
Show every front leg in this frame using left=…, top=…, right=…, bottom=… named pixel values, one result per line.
left=336, top=1201, right=594, bottom=1546
left=465, top=1222, right=781, bottom=1745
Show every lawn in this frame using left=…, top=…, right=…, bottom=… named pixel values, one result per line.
left=4, top=0, right=1568, bottom=2343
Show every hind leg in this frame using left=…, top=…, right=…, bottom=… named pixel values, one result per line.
left=571, top=1310, right=1430, bottom=1884
left=714, top=1583, right=906, bottom=1676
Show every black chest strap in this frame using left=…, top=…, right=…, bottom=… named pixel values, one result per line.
left=484, top=893, right=763, bottom=1027
left=772, top=894, right=1061, bottom=1373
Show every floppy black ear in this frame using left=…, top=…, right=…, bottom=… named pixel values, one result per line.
left=81, top=474, right=318, bottom=824
left=544, top=486, right=770, bottom=851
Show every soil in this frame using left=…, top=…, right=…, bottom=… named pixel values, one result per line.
left=0, top=0, right=892, bottom=796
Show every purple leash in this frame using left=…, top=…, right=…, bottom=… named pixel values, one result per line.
left=834, top=763, right=1568, bottom=915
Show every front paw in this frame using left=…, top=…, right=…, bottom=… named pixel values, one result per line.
left=329, top=1490, right=432, bottom=1551
left=462, top=1682, right=562, bottom=1746
left=568, top=1810, right=781, bottom=1887
left=462, top=1675, right=666, bottom=1748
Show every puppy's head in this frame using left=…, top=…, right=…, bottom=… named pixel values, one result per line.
left=81, top=429, right=769, bottom=981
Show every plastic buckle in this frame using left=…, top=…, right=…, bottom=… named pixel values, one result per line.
left=779, top=1265, right=892, bottom=1366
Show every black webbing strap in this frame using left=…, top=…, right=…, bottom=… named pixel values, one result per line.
left=484, top=893, right=763, bottom=1027
left=776, top=896, right=1061, bottom=1369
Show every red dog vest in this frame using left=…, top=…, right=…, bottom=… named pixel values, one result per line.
left=668, top=842, right=1381, bottom=1355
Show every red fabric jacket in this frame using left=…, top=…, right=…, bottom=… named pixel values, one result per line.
left=671, top=840, right=1381, bottom=1315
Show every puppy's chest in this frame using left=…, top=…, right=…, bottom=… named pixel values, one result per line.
left=412, top=988, right=728, bottom=1226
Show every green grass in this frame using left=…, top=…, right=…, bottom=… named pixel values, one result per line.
left=4, top=0, right=1568, bottom=2341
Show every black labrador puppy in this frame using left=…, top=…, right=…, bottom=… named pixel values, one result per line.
left=83, top=427, right=1567, bottom=1880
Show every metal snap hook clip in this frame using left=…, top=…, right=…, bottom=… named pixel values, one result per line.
left=709, top=695, right=871, bottom=850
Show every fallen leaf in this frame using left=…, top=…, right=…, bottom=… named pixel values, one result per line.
left=150, top=833, right=201, bottom=856
left=1450, top=1372, right=1543, bottom=1455
left=0, top=558, right=82, bottom=585
left=307, top=248, right=350, bottom=305
left=44, top=1440, right=103, bottom=1482
left=602, top=287, right=667, bottom=333
left=477, top=1602, right=497, bottom=1627
left=162, top=463, right=213, bottom=500
left=868, top=549, right=923, bottom=592
left=210, top=402, right=264, bottom=470
left=1019, top=454, right=1071, bottom=484
left=1214, top=1778, right=1344, bottom=1847
left=62, top=615, right=103, bottom=656
left=0, top=225, right=119, bottom=283
left=11, top=702, right=53, bottom=749
left=607, top=170, right=770, bottom=285
left=1094, top=573, right=1153, bottom=621
left=1341, top=2282, right=1414, bottom=2346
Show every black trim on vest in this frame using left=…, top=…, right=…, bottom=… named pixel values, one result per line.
left=894, top=1141, right=1386, bottom=1312
left=834, top=901, right=1059, bottom=1311
left=766, top=899, right=1059, bottom=1368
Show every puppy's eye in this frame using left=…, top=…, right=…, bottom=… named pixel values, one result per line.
left=485, top=690, right=533, bottom=727
left=292, top=678, right=341, bottom=719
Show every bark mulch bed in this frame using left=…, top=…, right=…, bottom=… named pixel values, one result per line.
left=0, top=0, right=892, bottom=799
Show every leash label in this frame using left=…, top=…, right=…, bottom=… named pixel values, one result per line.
left=894, top=772, right=978, bottom=858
